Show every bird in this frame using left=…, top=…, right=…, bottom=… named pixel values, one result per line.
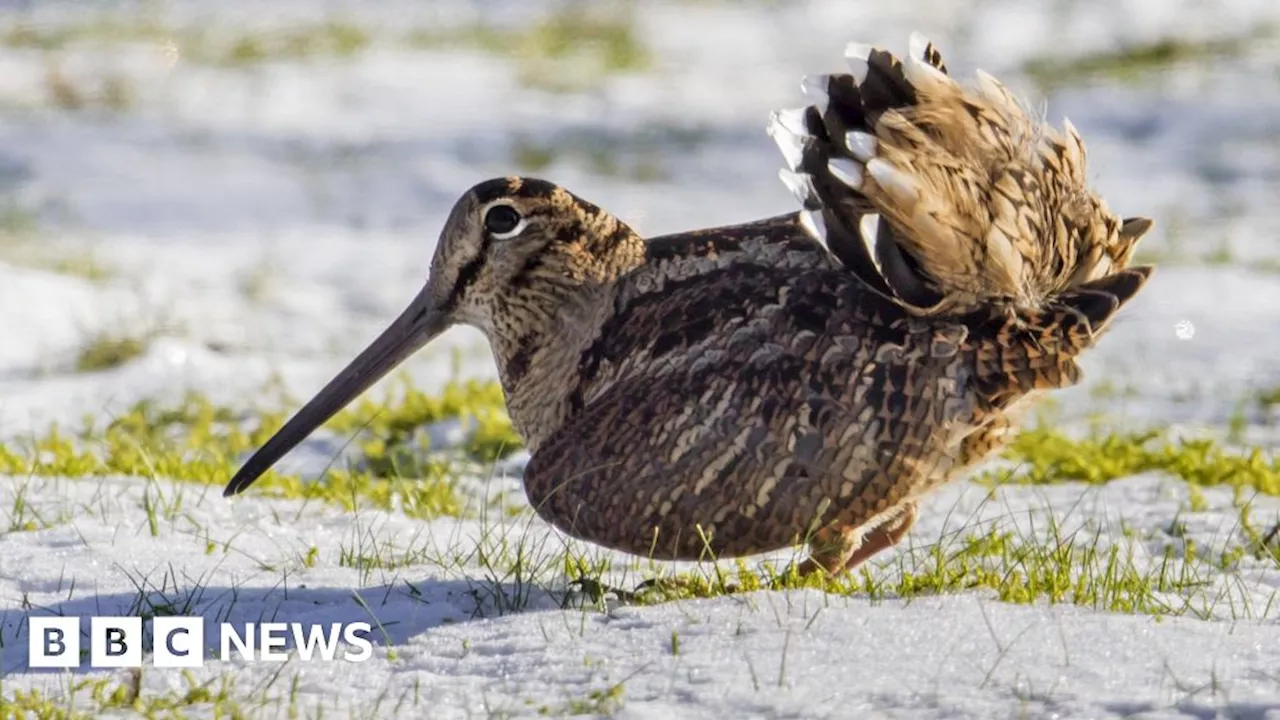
left=223, top=33, right=1153, bottom=576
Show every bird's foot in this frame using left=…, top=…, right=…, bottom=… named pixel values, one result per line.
left=795, top=503, right=920, bottom=579
left=631, top=575, right=744, bottom=601
left=564, top=575, right=741, bottom=606
left=564, top=576, right=641, bottom=606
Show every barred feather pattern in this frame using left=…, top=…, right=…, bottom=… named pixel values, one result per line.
left=768, top=32, right=1154, bottom=322
left=224, top=34, right=1157, bottom=577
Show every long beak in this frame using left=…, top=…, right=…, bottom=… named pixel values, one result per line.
left=223, top=288, right=452, bottom=496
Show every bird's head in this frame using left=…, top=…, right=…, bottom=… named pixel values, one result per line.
left=425, top=176, right=645, bottom=333
left=223, top=176, right=644, bottom=497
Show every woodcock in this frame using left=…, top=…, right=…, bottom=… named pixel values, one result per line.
left=224, top=33, right=1154, bottom=575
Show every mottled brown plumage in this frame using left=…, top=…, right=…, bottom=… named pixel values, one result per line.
left=224, top=35, right=1153, bottom=575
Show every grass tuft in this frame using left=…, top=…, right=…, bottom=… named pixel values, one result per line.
left=0, top=379, right=518, bottom=520
left=0, top=376, right=1273, bottom=621
left=219, top=22, right=369, bottom=66
left=327, top=376, right=523, bottom=473
left=984, top=426, right=1279, bottom=496
left=617, top=513, right=1274, bottom=621
left=43, top=59, right=133, bottom=112
left=2, top=10, right=642, bottom=86
left=74, top=331, right=148, bottom=372
left=1258, top=386, right=1280, bottom=409
left=1, top=16, right=370, bottom=66
left=508, top=124, right=706, bottom=181
left=0, top=670, right=260, bottom=719
left=539, top=682, right=627, bottom=717
left=1022, top=28, right=1273, bottom=90
left=408, top=6, right=649, bottom=92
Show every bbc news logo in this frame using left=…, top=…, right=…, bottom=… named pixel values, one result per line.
left=29, top=617, right=373, bottom=668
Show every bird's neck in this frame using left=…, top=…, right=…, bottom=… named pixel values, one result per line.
left=487, top=235, right=646, bottom=449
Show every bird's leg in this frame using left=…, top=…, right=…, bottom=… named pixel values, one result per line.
left=795, top=502, right=918, bottom=576
left=795, top=524, right=861, bottom=576
left=565, top=576, right=641, bottom=606
left=839, top=502, right=917, bottom=573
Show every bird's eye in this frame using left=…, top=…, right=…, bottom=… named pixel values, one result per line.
left=484, top=204, right=524, bottom=239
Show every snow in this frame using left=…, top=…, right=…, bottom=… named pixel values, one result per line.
left=2, top=0, right=1280, bottom=717
left=2, top=472, right=1278, bottom=717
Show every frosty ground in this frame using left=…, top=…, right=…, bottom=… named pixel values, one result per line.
left=1, top=470, right=1279, bottom=718
left=2, top=0, right=1279, bottom=717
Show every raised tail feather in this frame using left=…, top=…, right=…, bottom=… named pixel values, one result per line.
left=966, top=265, right=1153, bottom=404
left=767, top=32, right=1155, bottom=348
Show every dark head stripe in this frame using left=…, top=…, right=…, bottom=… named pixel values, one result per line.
left=447, top=176, right=620, bottom=311
left=472, top=176, right=562, bottom=206
left=444, top=178, right=568, bottom=311
left=443, top=235, right=490, bottom=311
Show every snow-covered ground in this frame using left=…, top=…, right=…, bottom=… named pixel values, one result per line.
left=2, top=471, right=1278, bottom=717
left=2, top=0, right=1279, bottom=717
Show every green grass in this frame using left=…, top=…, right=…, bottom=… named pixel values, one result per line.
left=0, top=200, right=41, bottom=239
left=508, top=124, right=707, bottom=182
left=1259, top=386, right=1280, bottom=409
left=1022, top=28, right=1273, bottom=91
left=623, top=528, right=1207, bottom=618
left=0, top=377, right=1275, bottom=621
left=445, top=483, right=1278, bottom=623
left=326, top=375, right=523, bottom=469
left=1252, top=258, right=1280, bottom=274
left=73, top=331, right=148, bottom=372
left=537, top=418, right=1279, bottom=617
left=1087, top=378, right=1139, bottom=401
left=1129, top=248, right=1280, bottom=274
left=29, top=252, right=114, bottom=282
left=2, top=479, right=69, bottom=534
left=0, top=669, right=291, bottom=719
left=1123, top=210, right=1280, bottom=272
left=0, top=17, right=171, bottom=51
left=1, top=190, right=119, bottom=286
left=538, top=682, right=627, bottom=717
left=447, top=429, right=1278, bottom=620
left=42, top=61, right=134, bottom=112
left=514, top=131, right=667, bottom=179
left=2, top=9, right=646, bottom=87
left=983, top=425, right=1279, bottom=496
left=219, top=22, right=370, bottom=66
left=407, top=7, right=649, bottom=92
left=1, top=17, right=370, bottom=67
left=0, top=195, right=114, bottom=282
left=0, top=378, right=520, bottom=520
left=238, top=259, right=276, bottom=304
left=0, top=223, right=116, bottom=283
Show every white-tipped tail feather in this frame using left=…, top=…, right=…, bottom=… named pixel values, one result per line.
left=827, top=158, right=863, bottom=189
left=845, top=131, right=877, bottom=162
left=800, top=74, right=831, bottom=115
left=768, top=32, right=1154, bottom=322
